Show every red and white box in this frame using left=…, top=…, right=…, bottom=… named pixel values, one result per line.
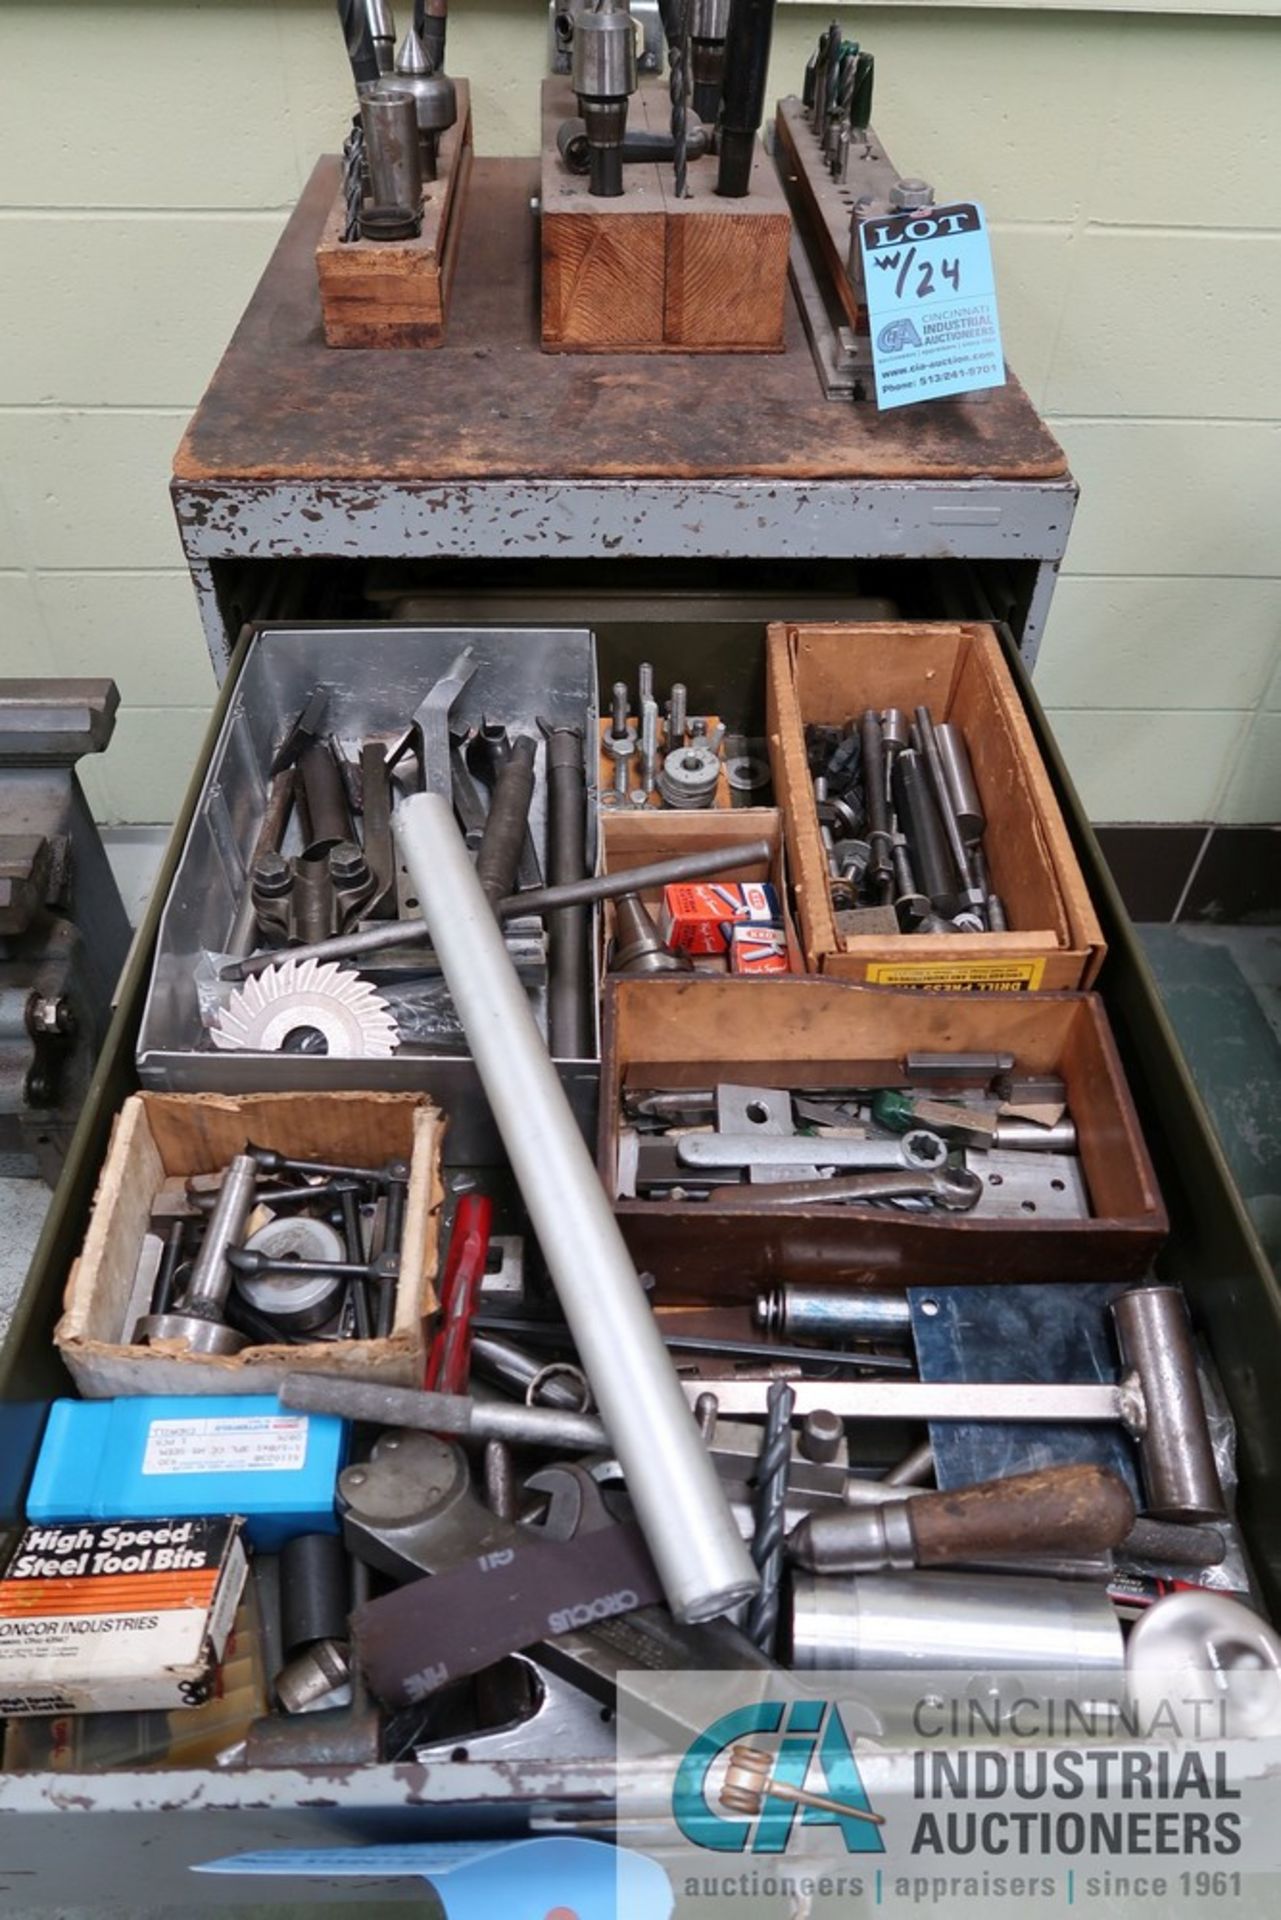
left=730, top=925, right=791, bottom=975
left=661, top=882, right=783, bottom=956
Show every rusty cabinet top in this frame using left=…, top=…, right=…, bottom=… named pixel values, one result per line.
left=174, top=158, right=1069, bottom=490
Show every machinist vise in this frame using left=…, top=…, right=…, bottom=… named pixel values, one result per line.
left=0, top=681, right=130, bottom=1181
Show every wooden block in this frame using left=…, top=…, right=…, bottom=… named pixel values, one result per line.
left=315, top=80, right=473, bottom=349
left=540, top=77, right=666, bottom=348
left=540, top=77, right=791, bottom=352
left=662, top=142, right=790, bottom=350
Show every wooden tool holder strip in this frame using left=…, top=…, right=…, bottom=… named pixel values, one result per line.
left=315, top=80, right=474, bottom=348
left=774, top=93, right=901, bottom=335
left=540, top=76, right=791, bottom=352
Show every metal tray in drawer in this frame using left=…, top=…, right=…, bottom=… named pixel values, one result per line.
left=135, top=623, right=601, bottom=1160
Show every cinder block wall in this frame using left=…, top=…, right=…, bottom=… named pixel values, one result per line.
left=0, top=1, right=1277, bottom=824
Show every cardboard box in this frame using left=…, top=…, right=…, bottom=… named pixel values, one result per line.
left=55, top=1092, right=443, bottom=1398
left=599, top=976, right=1166, bottom=1295
left=0, top=1518, right=246, bottom=1717
left=661, top=882, right=782, bottom=955
left=600, top=809, right=803, bottom=975
left=730, top=926, right=790, bottom=975
left=766, top=621, right=1106, bottom=990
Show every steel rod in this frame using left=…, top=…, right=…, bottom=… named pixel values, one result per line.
left=221, top=838, right=773, bottom=981
left=544, top=725, right=593, bottom=1058
left=682, top=1378, right=1140, bottom=1425
left=393, top=792, right=759, bottom=1625
left=280, top=1372, right=608, bottom=1451
left=502, top=838, right=772, bottom=916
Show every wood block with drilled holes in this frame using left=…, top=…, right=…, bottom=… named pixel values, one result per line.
left=540, top=77, right=791, bottom=352
left=315, top=80, right=472, bottom=348
left=662, top=139, right=791, bottom=349
left=540, top=79, right=666, bottom=348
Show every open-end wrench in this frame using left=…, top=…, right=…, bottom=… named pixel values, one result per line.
left=712, top=1165, right=983, bottom=1211
left=523, top=1462, right=615, bottom=1541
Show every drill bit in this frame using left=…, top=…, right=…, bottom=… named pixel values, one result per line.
left=341, top=115, right=365, bottom=243
left=745, top=1376, right=795, bottom=1653
left=667, top=0, right=691, bottom=199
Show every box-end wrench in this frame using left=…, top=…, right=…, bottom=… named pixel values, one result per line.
left=677, top=1127, right=948, bottom=1175
left=711, top=1166, right=982, bottom=1211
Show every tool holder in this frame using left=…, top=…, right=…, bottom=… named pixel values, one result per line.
left=315, top=80, right=473, bottom=347
left=540, top=76, right=791, bottom=351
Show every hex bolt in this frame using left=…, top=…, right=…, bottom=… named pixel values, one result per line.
left=890, top=176, right=934, bottom=211
left=26, top=994, right=74, bottom=1039
left=610, top=681, right=631, bottom=738
left=252, top=851, right=293, bottom=897
left=640, top=697, right=660, bottom=795
left=328, top=840, right=370, bottom=886
left=608, top=734, right=636, bottom=799
left=668, top=683, right=688, bottom=748
left=638, top=661, right=654, bottom=708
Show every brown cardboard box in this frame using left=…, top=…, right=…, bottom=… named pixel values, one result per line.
left=600, top=809, right=804, bottom=975
left=766, top=621, right=1105, bottom=990
left=599, top=976, right=1166, bottom=1294
left=55, top=1092, right=443, bottom=1397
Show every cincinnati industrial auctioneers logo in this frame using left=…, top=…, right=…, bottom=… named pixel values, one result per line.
left=667, top=1685, right=1257, bottom=1861
left=672, top=1698, right=884, bottom=1854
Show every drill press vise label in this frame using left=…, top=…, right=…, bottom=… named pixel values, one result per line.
left=859, top=203, right=1006, bottom=411
left=865, top=956, right=1046, bottom=992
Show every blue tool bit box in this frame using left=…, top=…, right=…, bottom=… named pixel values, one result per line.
left=26, top=1396, right=347, bottom=1552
